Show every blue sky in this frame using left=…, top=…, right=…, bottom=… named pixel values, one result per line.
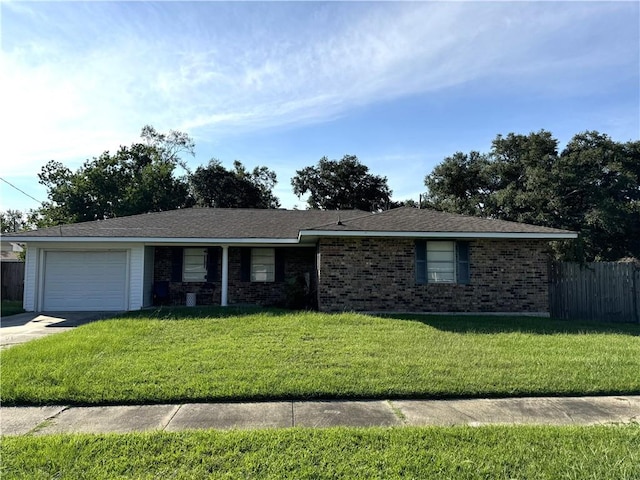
left=1, top=1, right=638, bottom=212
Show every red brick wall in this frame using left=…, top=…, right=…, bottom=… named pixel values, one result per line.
left=316, top=237, right=550, bottom=313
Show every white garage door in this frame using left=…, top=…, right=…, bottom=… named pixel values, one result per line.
left=43, top=251, right=127, bottom=311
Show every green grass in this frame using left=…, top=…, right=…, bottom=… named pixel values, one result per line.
left=2, top=425, right=639, bottom=479
left=1, top=309, right=639, bottom=405
left=1, top=300, right=24, bottom=317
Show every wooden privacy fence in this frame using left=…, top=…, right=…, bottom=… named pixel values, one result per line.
left=549, top=261, right=640, bottom=323
left=1, top=262, right=25, bottom=301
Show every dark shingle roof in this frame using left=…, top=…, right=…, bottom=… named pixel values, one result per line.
left=4, top=207, right=575, bottom=240
left=305, top=206, right=575, bottom=234
left=7, top=209, right=368, bottom=239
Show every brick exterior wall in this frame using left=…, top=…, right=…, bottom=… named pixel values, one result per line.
left=154, top=246, right=316, bottom=307
left=228, top=247, right=316, bottom=307
left=316, top=237, right=551, bottom=313
left=154, top=238, right=551, bottom=312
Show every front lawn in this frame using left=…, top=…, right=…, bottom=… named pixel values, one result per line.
left=2, top=426, right=639, bottom=479
left=1, top=310, right=639, bottom=405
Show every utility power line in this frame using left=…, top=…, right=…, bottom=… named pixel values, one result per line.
left=0, top=177, right=44, bottom=205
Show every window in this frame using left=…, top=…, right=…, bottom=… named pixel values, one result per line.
left=415, top=240, right=470, bottom=285
left=251, top=248, right=275, bottom=282
left=183, top=248, right=208, bottom=282
left=240, top=248, right=284, bottom=283
left=427, top=241, right=455, bottom=283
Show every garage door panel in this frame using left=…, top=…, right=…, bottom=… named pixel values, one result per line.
left=43, top=251, right=127, bottom=311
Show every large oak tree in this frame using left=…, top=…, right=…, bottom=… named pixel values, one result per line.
left=36, top=126, right=194, bottom=225
left=190, top=159, right=280, bottom=209
left=425, top=130, right=640, bottom=261
left=34, top=126, right=282, bottom=226
left=291, top=155, right=391, bottom=211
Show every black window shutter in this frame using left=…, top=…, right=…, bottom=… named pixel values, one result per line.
left=207, top=247, right=219, bottom=282
left=240, top=248, right=251, bottom=282
left=275, top=249, right=285, bottom=282
left=415, top=240, right=426, bottom=284
left=171, top=247, right=183, bottom=282
left=456, top=241, right=470, bottom=285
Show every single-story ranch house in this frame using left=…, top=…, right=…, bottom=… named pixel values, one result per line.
left=4, top=207, right=576, bottom=314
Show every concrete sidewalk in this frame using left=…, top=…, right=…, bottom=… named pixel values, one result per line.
left=2, top=396, right=638, bottom=436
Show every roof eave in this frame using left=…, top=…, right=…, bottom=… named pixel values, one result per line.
left=7, top=230, right=579, bottom=244
left=298, top=230, right=578, bottom=240
left=8, top=236, right=302, bottom=244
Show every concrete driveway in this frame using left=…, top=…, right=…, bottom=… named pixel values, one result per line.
left=1, top=311, right=119, bottom=349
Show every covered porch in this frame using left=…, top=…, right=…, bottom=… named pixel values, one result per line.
left=149, top=245, right=317, bottom=309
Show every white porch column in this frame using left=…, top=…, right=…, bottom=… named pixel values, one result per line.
left=221, top=245, right=229, bottom=307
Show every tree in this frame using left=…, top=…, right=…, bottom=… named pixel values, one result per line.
left=190, top=160, right=280, bottom=209
left=423, top=151, right=491, bottom=216
left=36, top=126, right=193, bottom=225
left=0, top=209, right=32, bottom=233
left=424, top=130, right=640, bottom=261
left=291, top=155, right=392, bottom=211
left=548, top=132, right=640, bottom=260
left=140, top=124, right=195, bottom=171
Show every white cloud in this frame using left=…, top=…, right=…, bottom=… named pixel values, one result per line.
left=151, top=1, right=636, bottom=139
left=0, top=0, right=636, bottom=178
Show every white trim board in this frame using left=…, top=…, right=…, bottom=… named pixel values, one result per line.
left=9, top=231, right=577, bottom=245
left=8, top=237, right=302, bottom=244
left=298, top=230, right=577, bottom=240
